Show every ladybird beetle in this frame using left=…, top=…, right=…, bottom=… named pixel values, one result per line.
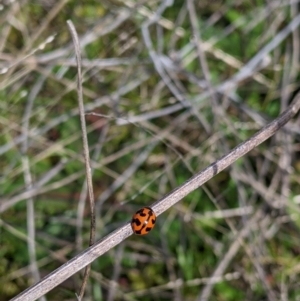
left=131, top=207, right=156, bottom=235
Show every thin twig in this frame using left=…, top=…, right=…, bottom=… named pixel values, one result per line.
left=76, top=124, right=109, bottom=251
left=67, top=20, right=96, bottom=300
left=21, top=76, right=46, bottom=301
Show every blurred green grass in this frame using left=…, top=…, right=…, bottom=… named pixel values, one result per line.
left=1, top=0, right=300, bottom=300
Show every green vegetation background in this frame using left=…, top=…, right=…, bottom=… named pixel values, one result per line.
left=1, top=1, right=300, bottom=300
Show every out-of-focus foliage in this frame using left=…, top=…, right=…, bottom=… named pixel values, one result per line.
left=1, top=0, right=300, bottom=300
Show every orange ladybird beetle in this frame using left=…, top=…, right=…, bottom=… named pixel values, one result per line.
left=131, top=207, right=156, bottom=235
